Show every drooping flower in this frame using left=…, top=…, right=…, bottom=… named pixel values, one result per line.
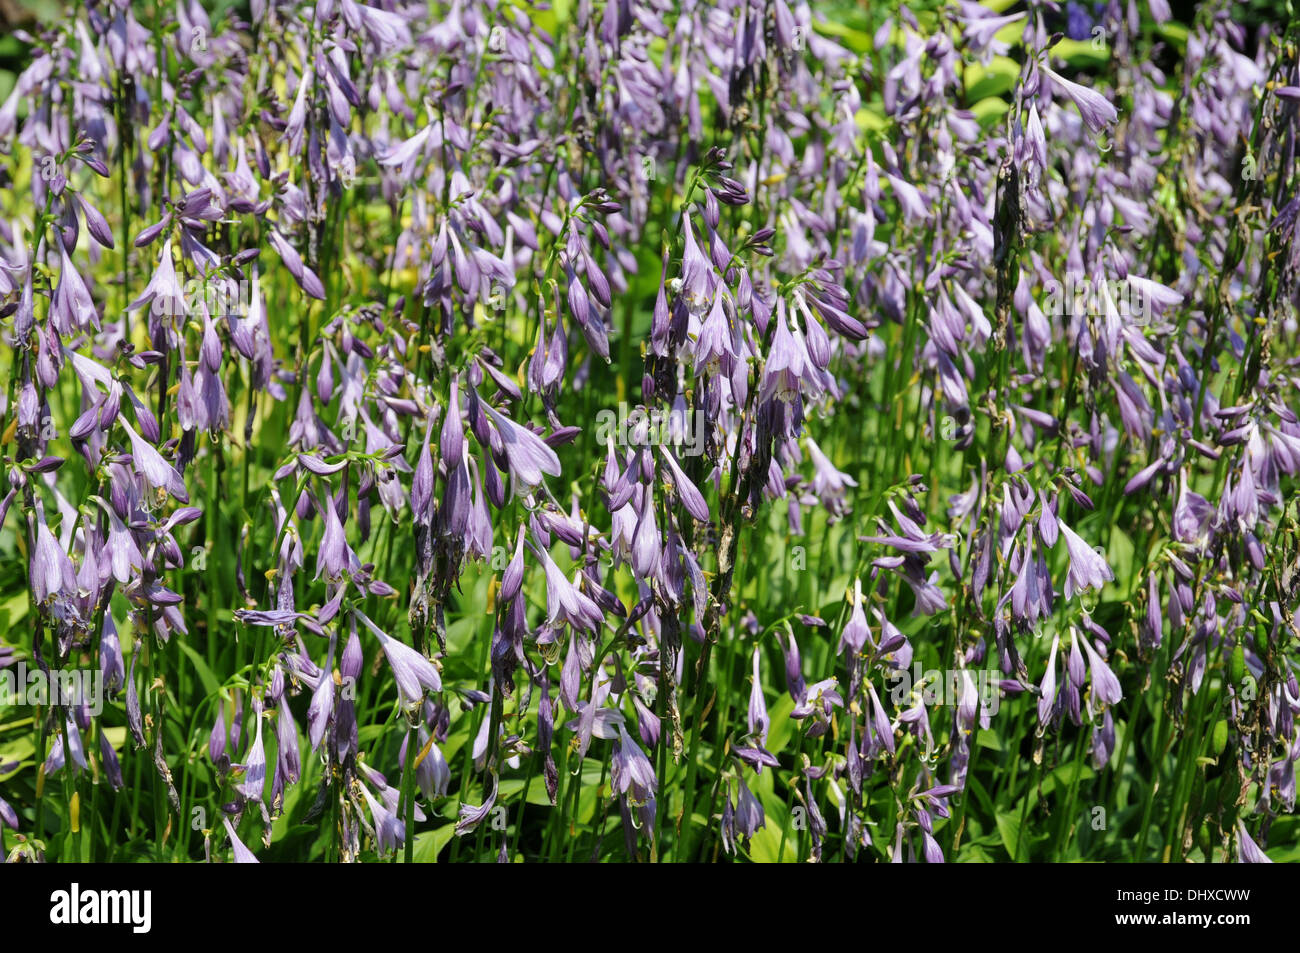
left=479, top=398, right=562, bottom=497
left=235, top=699, right=266, bottom=802
left=535, top=542, right=605, bottom=634
left=222, top=817, right=260, bottom=863
left=120, top=418, right=190, bottom=502
left=354, top=609, right=441, bottom=711
left=1042, top=65, right=1118, bottom=133
left=1236, top=821, right=1273, bottom=863
left=1058, top=521, right=1114, bottom=598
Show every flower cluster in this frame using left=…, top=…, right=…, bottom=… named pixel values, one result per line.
left=0, top=0, right=1297, bottom=865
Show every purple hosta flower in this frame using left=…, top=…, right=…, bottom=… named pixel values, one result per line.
left=840, top=578, right=871, bottom=655
left=412, top=419, right=436, bottom=528
left=1269, top=740, right=1298, bottom=813
left=1078, top=629, right=1122, bottom=709
left=222, top=817, right=260, bottom=863
left=630, top=487, right=661, bottom=579
left=30, top=507, right=77, bottom=604
left=354, top=609, right=441, bottom=711
left=90, top=728, right=121, bottom=790
left=1037, top=493, right=1060, bottom=547
left=1022, top=101, right=1048, bottom=179
left=885, top=172, right=930, bottom=223
left=780, top=630, right=807, bottom=702
left=1042, top=65, right=1118, bottom=134
left=99, top=613, right=124, bottom=696
left=865, top=681, right=896, bottom=755
left=52, top=245, right=100, bottom=335
left=1057, top=521, right=1114, bottom=598
left=747, top=645, right=769, bottom=750
left=1091, top=709, right=1117, bottom=769
left=760, top=299, right=819, bottom=406
left=267, top=229, right=326, bottom=300
left=898, top=691, right=936, bottom=757
left=44, top=713, right=88, bottom=777
left=359, top=761, right=428, bottom=824
left=380, top=123, right=432, bottom=172
left=560, top=681, right=616, bottom=756
left=334, top=629, right=362, bottom=761
left=499, top=526, right=527, bottom=604
left=1173, top=471, right=1214, bottom=548
left=805, top=435, right=857, bottom=519
left=1139, top=571, right=1164, bottom=650
left=1038, top=632, right=1061, bottom=726
left=126, top=650, right=145, bottom=748
left=276, top=693, right=301, bottom=787
left=400, top=724, right=450, bottom=801
left=0, top=793, right=19, bottom=832
left=307, top=652, right=335, bottom=752
left=659, top=447, right=710, bottom=523
left=76, top=193, right=115, bottom=249
left=466, top=456, right=501, bottom=544
left=960, top=10, right=1024, bottom=54
left=721, top=775, right=765, bottom=854
left=456, top=773, right=499, bottom=837
left=358, top=776, right=405, bottom=856
left=314, top=488, right=360, bottom=581
left=479, top=397, right=562, bottom=497
left=1008, top=537, right=1054, bottom=623
left=920, top=827, right=945, bottom=864
left=612, top=723, right=657, bottom=802
left=692, top=287, right=737, bottom=375
left=1222, top=462, right=1261, bottom=535
left=998, top=480, right=1035, bottom=542
left=91, top=496, right=143, bottom=584
left=120, top=418, right=189, bottom=502
left=1236, top=821, right=1273, bottom=863
left=912, top=800, right=947, bottom=864
left=441, top=377, right=465, bottom=468
left=235, top=698, right=266, bottom=802
left=439, top=449, right=473, bottom=538
left=862, top=500, right=951, bottom=554
left=126, top=238, right=185, bottom=320
left=792, top=677, right=842, bottom=737
left=677, top=212, right=717, bottom=315
left=536, top=542, right=605, bottom=634
left=209, top=703, right=230, bottom=773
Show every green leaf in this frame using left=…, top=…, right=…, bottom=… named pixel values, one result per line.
left=404, top=823, right=457, bottom=863
left=996, top=810, right=1030, bottom=861
left=174, top=640, right=222, bottom=701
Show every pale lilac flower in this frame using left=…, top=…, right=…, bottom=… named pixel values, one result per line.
left=355, top=609, right=441, bottom=711
left=1043, top=65, right=1118, bottom=133
left=1058, top=521, right=1114, bottom=598
left=222, top=817, right=260, bottom=863
left=479, top=398, right=562, bottom=497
